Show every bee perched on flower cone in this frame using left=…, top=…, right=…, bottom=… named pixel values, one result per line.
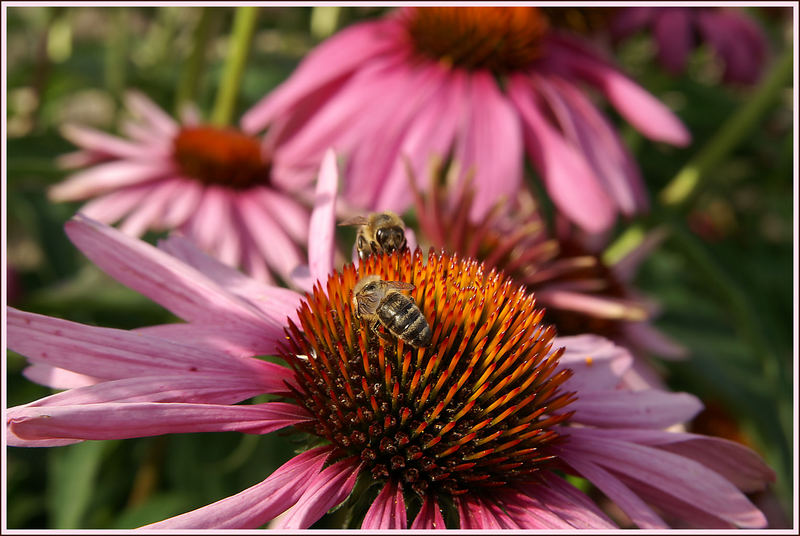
left=7, top=152, right=774, bottom=529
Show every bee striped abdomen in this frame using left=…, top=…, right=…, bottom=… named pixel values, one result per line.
left=377, top=292, right=432, bottom=348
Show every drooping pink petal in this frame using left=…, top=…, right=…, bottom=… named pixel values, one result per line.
left=22, top=364, right=102, bottom=389
left=562, top=427, right=768, bottom=528
left=124, top=90, right=179, bottom=138
left=454, top=70, right=523, bottom=221
left=118, top=179, right=181, bottom=237
left=8, top=401, right=310, bottom=441
left=49, top=160, right=169, bottom=201
left=160, top=177, right=204, bottom=228
left=524, top=473, right=618, bottom=528
left=496, top=485, right=585, bottom=528
left=410, top=495, right=446, bottom=529
left=64, top=215, right=276, bottom=333
left=361, top=480, right=407, bottom=529
left=537, top=289, right=648, bottom=321
left=156, top=235, right=302, bottom=325
left=7, top=308, right=284, bottom=381
left=308, top=149, right=338, bottom=285
left=241, top=19, right=402, bottom=133
left=569, top=390, right=702, bottom=429
left=508, top=75, right=616, bottom=233
left=553, top=37, right=691, bottom=146
left=251, top=188, right=310, bottom=243
left=272, top=457, right=361, bottom=529
left=557, top=445, right=669, bottom=528
left=238, top=195, right=304, bottom=283
left=456, top=495, right=509, bottom=529
left=61, top=123, right=169, bottom=160
left=143, top=445, right=333, bottom=529
left=653, top=8, right=693, bottom=74
left=556, top=334, right=632, bottom=392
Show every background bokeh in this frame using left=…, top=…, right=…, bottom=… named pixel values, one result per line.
left=4, top=6, right=795, bottom=528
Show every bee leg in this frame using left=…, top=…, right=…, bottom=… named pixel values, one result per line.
left=370, top=321, right=395, bottom=344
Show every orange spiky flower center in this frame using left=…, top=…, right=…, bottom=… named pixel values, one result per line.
left=404, top=7, right=550, bottom=72
left=281, top=249, right=575, bottom=499
left=172, top=126, right=270, bottom=190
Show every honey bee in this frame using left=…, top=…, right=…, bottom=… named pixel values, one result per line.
left=340, top=211, right=408, bottom=260
left=352, top=275, right=432, bottom=348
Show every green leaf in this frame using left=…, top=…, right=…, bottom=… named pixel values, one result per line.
left=47, top=440, right=114, bottom=528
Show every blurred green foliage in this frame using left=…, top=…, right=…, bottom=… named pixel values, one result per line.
left=4, top=6, right=794, bottom=529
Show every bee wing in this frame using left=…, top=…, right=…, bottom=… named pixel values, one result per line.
left=339, top=215, right=370, bottom=227
left=385, top=281, right=415, bottom=292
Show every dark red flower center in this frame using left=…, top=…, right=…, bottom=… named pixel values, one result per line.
left=281, top=249, right=575, bottom=500
left=172, top=126, right=270, bottom=190
left=404, top=7, right=550, bottom=72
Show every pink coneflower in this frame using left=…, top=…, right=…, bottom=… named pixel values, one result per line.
left=50, top=91, right=312, bottom=284
left=7, top=159, right=772, bottom=529
left=612, top=7, right=768, bottom=85
left=410, top=171, right=685, bottom=389
left=243, top=6, right=690, bottom=234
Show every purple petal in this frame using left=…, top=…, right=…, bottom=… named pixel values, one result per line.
left=562, top=427, right=768, bottom=528
left=619, top=321, right=689, bottom=360
left=143, top=445, right=332, bottom=528
left=529, top=472, right=618, bottom=528
left=308, top=149, right=338, bottom=285
left=8, top=401, right=310, bottom=441
left=241, top=19, right=402, bottom=133
left=653, top=8, right=693, bottom=74
left=508, top=75, right=616, bottom=233
left=569, top=390, right=703, bottom=429
left=556, top=335, right=632, bottom=392
left=410, top=495, right=445, bottom=529
left=537, top=289, right=649, bottom=321
left=361, top=480, right=407, bottom=529
left=697, top=10, right=767, bottom=84
left=272, top=457, right=361, bottom=529
left=496, top=486, right=585, bottom=528
left=64, top=215, right=277, bottom=333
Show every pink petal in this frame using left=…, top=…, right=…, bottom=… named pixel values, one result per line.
left=454, top=70, right=523, bottom=221
left=8, top=401, right=310, bottom=441
left=619, top=321, right=689, bottom=360
left=156, top=235, right=302, bottom=325
left=160, top=178, right=204, bottom=228
left=529, top=473, right=618, bottom=528
left=22, top=364, right=102, bottom=389
left=496, top=486, right=583, bottom=528
left=79, top=182, right=156, bottom=225
left=64, top=215, right=276, bottom=333
left=562, top=427, right=768, bottom=528
left=7, top=308, right=284, bottom=381
left=611, top=7, right=658, bottom=38
left=241, top=19, right=402, bottom=133
left=118, top=179, right=182, bottom=237
left=410, top=495, right=446, bottom=529
left=124, top=90, right=178, bottom=138
left=308, top=149, right=338, bottom=285
left=554, top=38, right=691, bottom=146
left=272, top=457, right=361, bottom=529
left=61, top=123, right=168, bottom=160
left=697, top=10, right=767, bottom=84
left=456, top=495, right=511, bottom=529
left=237, top=195, right=304, bottom=282
left=556, top=334, right=632, bottom=392
left=49, top=160, right=169, bottom=201
left=537, top=289, right=648, bottom=321
left=569, top=390, right=702, bottom=429
left=133, top=323, right=286, bottom=359
left=653, top=8, right=693, bottom=74
left=251, top=188, right=310, bottom=244
left=508, top=75, right=616, bottom=233
left=361, top=480, right=407, bottom=529
left=143, top=445, right=333, bottom=528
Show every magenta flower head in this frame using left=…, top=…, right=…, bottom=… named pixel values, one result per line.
left=612, top=7, right=769, bottom=85
left=50, top=91, right=312, bottom=284
left=243, top=6, right=690, bottom=234
left=7, top=156, right=772, bottom=529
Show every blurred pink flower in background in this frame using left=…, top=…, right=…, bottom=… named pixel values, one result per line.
left=612, top=7, right=768, bottom=85
left=243, top=6, right=690, bottom=234
left=7, top=157, right=773, bottom=529
left=51, top=91, right=314, bottom=284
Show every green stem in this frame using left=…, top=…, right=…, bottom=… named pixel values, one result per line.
left=175, top=7, right=215, bottom=115
left=211, top=6, right=258, bottom=126
left=659, top=47, right=793, bottom=207
left=104, top=7, right=128, bottom=108
left=310, top=6, right=341, bottom=40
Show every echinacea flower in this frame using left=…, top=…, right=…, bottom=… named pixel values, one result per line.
left=410, top=168, right=685, bottom=389
left=612, top=7, right=768, bottom=85
left=6, top=160, right=772, bottom=529
left=243, top=6, right=690, bottom=233
left=51, top=91, right=312, bottom=284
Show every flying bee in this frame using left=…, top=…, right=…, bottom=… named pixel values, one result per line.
left=340, top=211, right=407, bottom=260
left=352, top=275, right=432, bottom=348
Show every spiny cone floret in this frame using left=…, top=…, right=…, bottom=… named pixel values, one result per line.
left=172, top=126, right=270, bottom=189
left=281, top=248, right=575, bottom=498
left=404, top=7, right=550, bottom=72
